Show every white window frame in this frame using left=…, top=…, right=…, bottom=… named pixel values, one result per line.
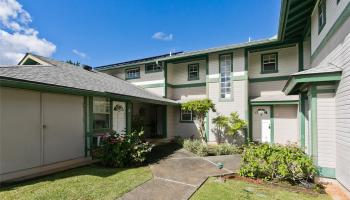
left=145, top=62, right=162, bottom=73
left=125, top=67, right=140, bottom=80
left=261, top=53, right=278, bottom=73
left=180, top=109, right=194, bottom=122
left=93, top=97, right=111, bottom=129
left=188, top=63, right=199, bottom=80
left=219, top=54, right=232, bottom=100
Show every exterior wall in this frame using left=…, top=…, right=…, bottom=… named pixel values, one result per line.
left=0, top=87, right=86, bottom=182
left=317, top=91, right=336, bottom=170
left=334, top=33, right=350, bottom=190
left=104, top=65, right=165, bottom=97
left=303, top=38, right=312, bottom=69
left=167, top=59, right=206, bottom=85
left=311, top=0, right=350, bottom=56
left=248, top=45, right=298, bottom=79
left=166, top=105, right=175, bottom=138
left=249, top=80, right=288, bottom=97
left=173, top=107, right=199, bottom=139
left=274, top=105, right=299, bottom=145
left=171, top=87, right=206, bottom=101
left=207, top=49, right=248, bottom=143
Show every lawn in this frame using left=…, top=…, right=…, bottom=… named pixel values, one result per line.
left=191, top=177, right=332, bottom=200
left=0, top=164, right=152, bottom=200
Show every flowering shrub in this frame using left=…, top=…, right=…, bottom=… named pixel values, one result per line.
left=98, top=130, right=153, bottom=168
left=239, top=143, right=317, bottom=184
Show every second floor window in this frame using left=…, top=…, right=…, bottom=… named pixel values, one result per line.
left=125, top=67, right=140, bottom=80
left=220, top=54, right=232, bottom=99
left=261, top=53, right=278, bottom=73
left=188, top=63, right=199, bottom=80
left=145, top=62, right=162, bottom=73
left=318, top=0, right=326, bottom=33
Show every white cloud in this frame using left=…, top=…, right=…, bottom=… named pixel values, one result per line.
left=152, top=32, right=173, bottom=41
left=0, top=0, right=56, bottom=65
left=72, top=49, right=87, bottom=59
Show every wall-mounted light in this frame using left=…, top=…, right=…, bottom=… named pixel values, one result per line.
left=257, top=108, right=268, bottom=116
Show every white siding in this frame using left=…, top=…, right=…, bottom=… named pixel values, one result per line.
left=274, top=105, right=299, bottom=145
left=311, top=0, right=350, bottom=55
left=248, top=46, right=298, bottom=79
left=249, top=80, right=287, bottom=97
left=317, top=93, right=336, bottom=169
left=167, top=60, right=206, bottom=85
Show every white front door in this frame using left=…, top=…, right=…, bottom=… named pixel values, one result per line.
left=261, top=119, right=271, bottom=143
left=112, top=101, right=126, bottom=134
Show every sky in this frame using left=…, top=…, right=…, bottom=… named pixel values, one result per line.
left=0, top=0, right=281, bottom=67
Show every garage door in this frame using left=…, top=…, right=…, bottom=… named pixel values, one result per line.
left=42, top=93, right=84, bottom=164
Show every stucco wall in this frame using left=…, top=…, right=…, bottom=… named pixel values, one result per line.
left=167, top=59, right=206, bottom=85
left=249, top=80, right=288, bottom=97
left=274, top=105, right=299, bottom=145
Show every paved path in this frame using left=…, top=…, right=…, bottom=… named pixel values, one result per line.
left=119, top=147, right=241, bottom=200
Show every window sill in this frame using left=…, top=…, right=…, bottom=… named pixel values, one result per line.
left=145, top=70, right=163, bottom=74
left=188, top=78, right=200, bottom=81
left=179, top=120, right=194, bottom=123
left=219, top=98, right=233, bottom=102
left=125, top=77, right=140, bottom=80
left=261, top=70, right=278, bottom=74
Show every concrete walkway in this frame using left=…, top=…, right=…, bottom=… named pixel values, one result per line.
left=119, top=148, right=241, bottom=200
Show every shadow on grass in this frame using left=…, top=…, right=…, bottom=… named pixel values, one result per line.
left=0, top=163, right=129, bottom=191
left=146, top=142, right=182, bottom=164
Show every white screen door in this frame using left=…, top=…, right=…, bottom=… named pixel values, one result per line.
left=261, top=119, right=271, bottom=143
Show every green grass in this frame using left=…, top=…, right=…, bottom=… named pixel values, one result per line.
left=191, top=177, right=331, bottom=200
left=0, top=164, right=152, bottom=200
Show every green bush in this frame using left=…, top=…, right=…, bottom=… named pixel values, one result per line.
left=183, top=139, right=209, bottom=156
left=98, top=131, right=153, bottom=168
left=173, top=136, right=184, bottom=146
left=239, top=143, right=317, bottom=184
left=214, top=143, right=242, bottom=155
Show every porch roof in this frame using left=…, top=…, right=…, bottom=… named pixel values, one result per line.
left=250, top=95, right=299, bottom=105
left=283, top=64, right=343, bottom=94
left=0, top=54, right=177, bottom=105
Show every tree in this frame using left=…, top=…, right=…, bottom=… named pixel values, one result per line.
left=212, top=112, right=247, bottom=142
left=181, top=99, right=216, bottom=143
left=66, top=60, right=80, bottom=66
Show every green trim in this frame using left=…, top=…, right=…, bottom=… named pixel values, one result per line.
left=187, top=63, right=200, bottom=81
left=233, top=74, right=248, bottom=81
left=168, top=82, right=206, bottom=88
left=298, top=42, right=304, bottom=72
left=167, top=55, right=207, bottom=64
left=244, top=49, right=248, bottom=71
left=162, top=105, right=167, bottom=138
left=283, top=72, right=342, bottom=94
left=0, top=77, right=175, bottom=105
left=311, top=85, right=318, bottom=164
left=249, top=75, right=290, bottom=83
left=300, top=93, right=306, bottom=149
left=145, top=62, right=163, bottom=74
left=164, top=61, right=168, bottom=98
left=317, top=89, right=336, bottom=93
left=250, top=100, right=299, bottom=106
left=270, top=105, right=274, bottom=144
left=138, top=83, right=165, bottom=89
left=248, top=104, right=253, bottom=142
left=125, top=67, right=141, bottom=80
left=261, top=52, right=278, bottom=74
left=318, top=167, right=336, bottom=178
left=312, top=2, right=350, bottom=61
left=249, top=43, right=296, bottom=53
